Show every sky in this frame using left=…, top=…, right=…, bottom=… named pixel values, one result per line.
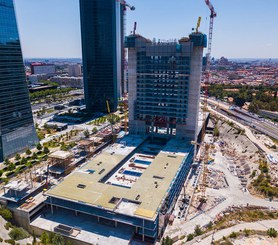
left=14, top=0, right=278, bottom=59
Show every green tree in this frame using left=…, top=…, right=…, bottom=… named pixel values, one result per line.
left=4, top=159, right=11, bottom=166
left=40, top=232, right=50, bottom=245
left=161, top=236, right=173, bottom=245
left=15, top=154, right=21, bottom=161
left=92, top=127, right=98, bottom=134
left=36, top=143, right=42, bottom=151
left=194, top=225, right=203, bottom=236
left=187, top=233, right=194, bottom=241
left=0, top=206, right=12, bottom=221
left=25, top=149, right=32, bottom=155
left=52, top=233, right=64, bottom=245
left=43, top=147, right=50, bottom=154
left=20, top=157, right=27, bottom=165
left=83, top=129, right=90, bottom=138
left=213, top=126, right=220, bottom=137
left=267, top=228, right=277, bottom=238
left=8, top=227, right=29, bottom=241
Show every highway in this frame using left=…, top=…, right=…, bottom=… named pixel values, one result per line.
left=207, top=98, right=278, bottom=140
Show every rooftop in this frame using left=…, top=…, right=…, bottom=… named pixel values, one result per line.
left=47, top=135, right=193, bottom=220
left=48, top=151, right=74, bottom=160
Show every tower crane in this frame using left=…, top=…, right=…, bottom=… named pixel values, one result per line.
left=199, top=0, right=217, bottom=201
left=117, top=0, right=135, bottom=11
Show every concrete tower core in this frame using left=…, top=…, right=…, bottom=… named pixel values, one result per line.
left=126, top=33, right=207, bottom=141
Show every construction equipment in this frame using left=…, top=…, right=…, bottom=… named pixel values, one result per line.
left=116, top=0, right=135, bottom=96
left=199, top=0, right=217, bottom=200
left=196, top=17, right=202, bottom=33
left=117, top=0, right=135, bottom=11
left=133, top=21, right=137, bottom=35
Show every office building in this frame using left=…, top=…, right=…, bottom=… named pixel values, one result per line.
left=0, top=0, right=38, bottom=162
left=68, top=64, right=82, bottom=77
left=79, top=0, right=122, bottom=113
left=126, top=33, right=207, bottom=140
left=30, top=63, right=56, bottom=75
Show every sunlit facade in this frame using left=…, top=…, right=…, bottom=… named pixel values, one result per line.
left=0, top=0, right=38, bottom=161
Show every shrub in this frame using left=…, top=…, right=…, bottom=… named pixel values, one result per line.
left=0, top=237, right=3, bottom=242
left=243, top=229, right=251, bottom=237
left=229, top=232, right=237, bottom=239
left=8, top=227, right=29, bottom=241
left=267, top=228, right=277, bottom=238
left=0, top=206, right=13, bottom=221
left=4, top=222, right=14, bottom=230
left=5, top=239, right=15, bottom=245
left=161, top=236, right=174, bottom=245
left=187, top=233, right=194, bottom=241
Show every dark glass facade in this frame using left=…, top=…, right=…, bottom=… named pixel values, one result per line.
left=0, top=0, right=38, bottom=162
left=79, top=0, right=122, bottom=113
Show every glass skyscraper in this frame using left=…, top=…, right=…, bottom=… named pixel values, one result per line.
left=79, top=0, right=122, bottom=113
left=0, top=0, right=38, bottom=162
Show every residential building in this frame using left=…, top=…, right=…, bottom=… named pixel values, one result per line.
left=68, top=64, right=82, bottom=77
left=30, top=63, right=56, bottom=75
left=0, top=0, right=38, bottom=162
left=79, top=0, right=122, bottom=113
left=50, top=76, right=83, bottom=89
left=126, top=33, right=207, bottom=140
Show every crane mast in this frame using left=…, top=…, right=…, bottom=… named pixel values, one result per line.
left=200, top=0, right=217, bottom=200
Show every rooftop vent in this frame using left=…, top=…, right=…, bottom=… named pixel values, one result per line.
left=99, top=169, right=105, bottom=174
left=77, top=184, right=86, bottom=189
left=153, top=175, right=164, bottom=180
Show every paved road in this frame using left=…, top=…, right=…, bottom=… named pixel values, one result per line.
left=195, top=219, right=278, bottom=245
left=207, top=98, right=278, bottom=140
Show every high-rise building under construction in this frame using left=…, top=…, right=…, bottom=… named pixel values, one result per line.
left=0, top=0, right=38, bottom=162
left=126, top=33, right=207, bottom=140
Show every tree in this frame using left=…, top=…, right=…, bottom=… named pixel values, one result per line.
left=194, top=225, right=203, bottom=236
left=15, top=154, right=21, bottom=161
left=267, top=228, right=277, bottom=238
left=0, top=206, right=12, bottom=221
left=36, top=143, right=42, bottom=151
left=213, top=126, right=220, bottom=137
left=43, top=147, right=50, bottom=154
left=4, top=159, right=11, bottom=166
left=83, top=129, right=90, bottom=138
left=25, top=149, right=32, bottom=155
left=187, top=233, right=194, bottom=241
left=20, top=157, right=27, bottom=165
left=8, top=227, right=29, bottom=241
left=32, top=153, right=38, bottom=160
left=92, top=127, right=98, bottom=134
left=32, top=230, right=36, bottom=245
left=52, top=233, right=64, bottom=245
left=40, top=232, right=50, bottom=245
left=161, top=236, right=173, bottom=245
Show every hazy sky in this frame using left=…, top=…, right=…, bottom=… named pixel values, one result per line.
left=14, top=0, right=278, bottom=59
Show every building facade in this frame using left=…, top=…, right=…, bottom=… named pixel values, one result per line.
left=0, top=0, right=38, bottom=162
left=30, top=63, right=56, bottom=75
left=79, top=0, right=122, bottom=113
left=68, top=64, right=82, bottom=77
left=126, top=33, right=207, bottom=140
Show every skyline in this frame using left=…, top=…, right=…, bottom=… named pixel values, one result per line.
left=14, top=0, right=278, bottom=59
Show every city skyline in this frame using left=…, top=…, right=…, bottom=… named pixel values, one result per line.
left=14, top=0, right=278, bottom=59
